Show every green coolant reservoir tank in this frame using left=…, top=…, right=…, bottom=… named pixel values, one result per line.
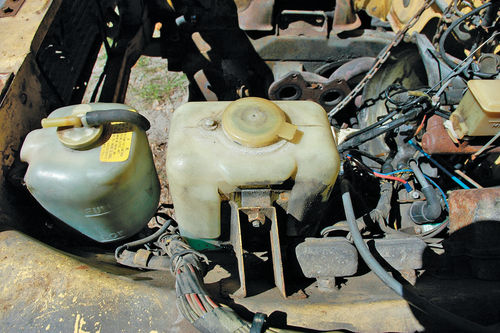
left=20, top=103, right=160, bottom=243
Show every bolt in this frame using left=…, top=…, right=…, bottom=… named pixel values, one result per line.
left=247, top=210, right=266, bottom=227
left=411, top=191, right=420, bottom=199
left=201, top=117, right=217, bottom=130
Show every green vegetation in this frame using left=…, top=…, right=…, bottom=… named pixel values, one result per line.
left=130, top=56, right=188, bottom=105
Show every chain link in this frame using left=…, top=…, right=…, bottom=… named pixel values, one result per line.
left=328, top=0, right=436, bottom=121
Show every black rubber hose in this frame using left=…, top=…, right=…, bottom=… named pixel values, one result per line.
left=339, top=106, right=422, bottom=153
left=341, top=179, right=496, bottom=333
left=115, top=220, right=171, bottom=260
left=439, top=2, right=493, bottom=78
left=84, top=109, right=151, bottom=131
left=408, top=160, right=442, bottom=224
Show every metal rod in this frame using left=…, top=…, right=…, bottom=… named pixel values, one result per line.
left=454, top=170, right=483, bottom=189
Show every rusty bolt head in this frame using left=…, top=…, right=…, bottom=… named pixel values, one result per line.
left=247, top=211, right=266, bottom=227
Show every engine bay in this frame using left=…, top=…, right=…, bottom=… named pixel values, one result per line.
left=1, top=0, right=500, bottom=332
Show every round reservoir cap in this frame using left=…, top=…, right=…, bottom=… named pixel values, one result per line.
left=222, top=97, right=297, bottom=147
left=57, top=109, right=103, bottom=149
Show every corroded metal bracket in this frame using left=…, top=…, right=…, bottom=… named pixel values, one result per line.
left=229, top=190, right=286, bottom=298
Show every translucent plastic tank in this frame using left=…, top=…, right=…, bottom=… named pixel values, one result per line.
left=451, top=80, right=500, bottom=138
left=166, top=97, right=340, bottom=239
left=21, top=103, right=160, bottom=243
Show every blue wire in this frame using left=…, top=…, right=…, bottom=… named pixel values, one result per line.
left=408, top=140, right=470, bottom=189
left=423, top=174, right=449, bottom=211
left=376, top=169, right=449, bottom=211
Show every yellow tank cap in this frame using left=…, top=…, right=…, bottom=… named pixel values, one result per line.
left=222, top=97, right=297, bottom=147
left=55, top=108, right=103, bottom=149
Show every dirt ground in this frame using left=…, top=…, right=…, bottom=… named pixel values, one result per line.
left=83, top=49, right=189, bottom=204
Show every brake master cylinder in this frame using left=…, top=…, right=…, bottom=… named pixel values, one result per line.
left=166, top=97, right=340, bottom=240
left=21, top=103, right=160, bottom=243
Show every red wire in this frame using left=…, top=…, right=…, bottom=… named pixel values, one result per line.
left=192, top=293, right=206, bottom=313
left=347, top=155, right=408, bottom=185
left=205, top=295, right=219, bottom=308
left=372, top=171, right=408, bottom=185
left=414, top=114, right=427, bottom=136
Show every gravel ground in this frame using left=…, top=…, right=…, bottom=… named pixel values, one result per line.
left=83, top=49, right=189, bottom=205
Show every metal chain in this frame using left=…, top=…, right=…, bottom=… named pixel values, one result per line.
left=328, top=0, right=436, bottom=121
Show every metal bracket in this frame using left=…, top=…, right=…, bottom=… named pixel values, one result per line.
left=230, top=190, right=286, bottom=298
left=0, top=0, right=25, bottom=18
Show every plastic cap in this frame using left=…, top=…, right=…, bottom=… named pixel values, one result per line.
left=54, top=110, right=103, bottom=149
left=222, top=97, right=297, bottom=147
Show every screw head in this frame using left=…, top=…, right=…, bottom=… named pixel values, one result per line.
left=247, top=210, right=266, bottom=227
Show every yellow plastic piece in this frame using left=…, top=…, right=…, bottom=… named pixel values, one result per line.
left=166, top=100, right=340, bottom=239
left=51, top=106, right=103, bottom=149
left=20, top=103, right=160, bottom=243
left=41, top=115, right=82, bottom=128
left=222, top=97, right=298, bottom=147
left=450, top=80, right=500, bottom=138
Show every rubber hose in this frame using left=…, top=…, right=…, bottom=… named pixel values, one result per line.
left=439, top=2, right=493, bottom=78
left=84, top=109, right=151, bottom=131
left=115, top=220, right=171, bottom=260
left=409, top=160, right=442, bottom=224
left=341, top=179, right=496, bottom=333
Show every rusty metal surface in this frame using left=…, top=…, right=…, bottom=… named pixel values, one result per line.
left=448, top=187, right=500, bottom=233
left=0, top=230, right=195, bottom=333
left=329, top=57, right=376, bottom=82
left=0, top=0, right=57, bottom=73
left=278, top=10, right=328, bottom=37
left=422, top=115, right=500, bottom=154
left=268, top=71, right=350, bottom=111
left=251, top=30, right=393, bottom=65
left=230, top=189, right=287, bottom=298
left=332, top=0, right=361, bottom=34
left=0, top=0, right=25, bottom=18
left=0, top=72, right=13, bottom=104
left=236, top=0, right=274, bottom=31
left=446, top=188, right=500, bottom=280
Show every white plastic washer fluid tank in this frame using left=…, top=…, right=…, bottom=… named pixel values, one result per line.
left=166, top=97, right=340, bottom=240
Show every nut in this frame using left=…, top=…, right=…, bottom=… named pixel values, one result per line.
left=247, top=210, right=266, bottom=227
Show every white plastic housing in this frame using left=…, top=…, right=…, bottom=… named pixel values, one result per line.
left=166, top=100, right=340, bottom=239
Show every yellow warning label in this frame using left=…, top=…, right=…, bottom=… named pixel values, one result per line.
left=100, top=123, right=133, bottom=162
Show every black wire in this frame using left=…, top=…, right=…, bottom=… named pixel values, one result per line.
left=345, top=109, right=398, bottom=141
left=339, top=106, right=423, bottom=153
left=346, top=149, right=385, bottom=165
left=439, top=2, right=495, bottom=78
left=115, top=220, right=172, bottom=260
